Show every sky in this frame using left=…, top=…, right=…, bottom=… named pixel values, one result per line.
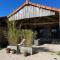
left=0, top=0, right=60, bottom=17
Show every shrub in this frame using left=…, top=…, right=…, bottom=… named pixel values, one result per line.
left=7, top=21, right=20, bottom=45
left=24, top=29, right=33, bottom=47
left=7, top=20, right=33, bottom=47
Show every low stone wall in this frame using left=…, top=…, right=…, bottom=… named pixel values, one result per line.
left=20, top=47, right=33, bottom=54
left=7, top=46, right=17, bottom=50
left=7, top=46, right=33, bottom=54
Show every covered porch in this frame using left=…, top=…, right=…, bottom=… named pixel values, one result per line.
left=15, top=12, right=59, bottom=44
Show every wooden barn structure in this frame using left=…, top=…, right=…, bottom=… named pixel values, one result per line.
left=7, top=0, right=60, bottom=44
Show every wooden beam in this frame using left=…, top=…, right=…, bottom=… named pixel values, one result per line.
left=22, top=22, right=58, bottom=25
left=50, top=15, right=59, bottom=20
left=44, top=16, right=59, bottom=22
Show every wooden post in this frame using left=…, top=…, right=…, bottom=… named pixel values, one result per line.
left=59, top=12, right=60, bottom=37
left=47, top=25, right=51, bottom=41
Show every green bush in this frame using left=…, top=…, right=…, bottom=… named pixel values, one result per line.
left=24, top=29, right=33, bottom=47
left=33, top=31, right=37, bottom=40
left=7, top=20, right=33, bottom=47
left=7, top=21, right=20, bottom=45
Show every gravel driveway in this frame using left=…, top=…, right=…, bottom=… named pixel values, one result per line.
left=0, top=44, right=60, bottom=60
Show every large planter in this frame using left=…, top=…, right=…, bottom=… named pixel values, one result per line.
left=20, top=46, right=34, bottom=55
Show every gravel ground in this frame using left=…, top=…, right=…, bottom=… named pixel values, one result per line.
left=0, top=44, right=60, bottom=60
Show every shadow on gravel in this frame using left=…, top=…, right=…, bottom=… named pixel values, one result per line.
left=32, top=47, right=51, bottom=55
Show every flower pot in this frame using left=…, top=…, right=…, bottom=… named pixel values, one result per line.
left=20, top=47, right=34, bottom=55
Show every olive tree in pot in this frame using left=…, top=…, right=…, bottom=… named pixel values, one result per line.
left=7, top=20, right=21, bottom=54
left=20, top=29, right=34, bottom=56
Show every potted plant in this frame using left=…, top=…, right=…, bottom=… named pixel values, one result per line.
left=20, top=29, right=34, bottom=55
left=7, top=20, right=21, bottom=54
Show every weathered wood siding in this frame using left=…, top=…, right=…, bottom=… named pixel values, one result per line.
left=9, top=6, right=55, bottom=21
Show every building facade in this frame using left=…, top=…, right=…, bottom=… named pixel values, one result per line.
left=7, top=1, right=60, bottom=44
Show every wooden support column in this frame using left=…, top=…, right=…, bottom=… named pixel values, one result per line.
left=59, top=12, right=60, bottom=38
left=47, top=25, right=51, bottom=39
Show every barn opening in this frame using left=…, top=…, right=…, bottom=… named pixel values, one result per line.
left=15, top=12, right=59, bottom=44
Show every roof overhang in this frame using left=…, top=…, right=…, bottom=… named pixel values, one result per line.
left=7, top=2, right=60, bottom=18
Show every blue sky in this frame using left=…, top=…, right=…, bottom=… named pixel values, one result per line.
left=0, top=0, right=60, bottom=17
